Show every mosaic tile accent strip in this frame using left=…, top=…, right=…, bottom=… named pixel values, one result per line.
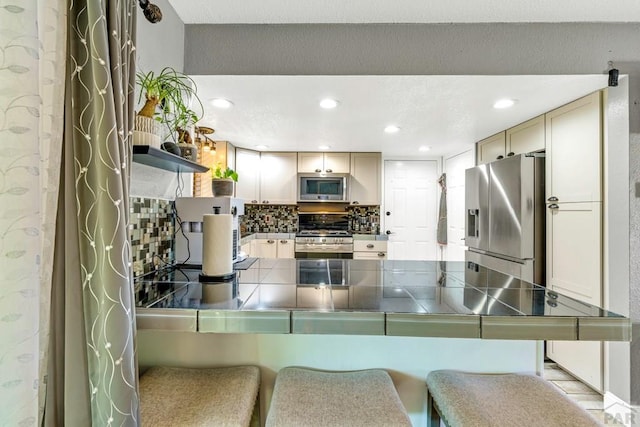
left=347, top=205, right=380, bottom=234
left=130, top=197, right=174, bottom=278
left=241, top=204, right=299, bottom=234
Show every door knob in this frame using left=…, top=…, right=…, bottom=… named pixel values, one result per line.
left=385, top=230, right=392, bottom=235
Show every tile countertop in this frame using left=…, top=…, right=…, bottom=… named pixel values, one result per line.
left=134, top=259, right=630, bottom=341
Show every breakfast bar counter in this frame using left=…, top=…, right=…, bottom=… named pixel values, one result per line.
left=134, top=259, right=630, bottom=341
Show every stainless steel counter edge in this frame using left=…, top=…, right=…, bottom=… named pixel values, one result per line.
left=135, top=308, right=631, bottom=341
left=136, top=308, right=198, bottom=332
left=199, top=310, right=291, bottom=334
left=386, top=313, right=480, bottom=338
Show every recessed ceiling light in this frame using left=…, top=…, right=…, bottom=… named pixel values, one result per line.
left=419, top=146, right=431, bottom=152
left=493, top=99, right=515, bottom=109
left=318, top=145, right=331, bottom=150
left=211, top=98, right=233, bottom=109
left=319, top=99, right=339, bottom=109
left=384, top=125, right=400, bottom=133
left=255, top=145, right=268, bottom=150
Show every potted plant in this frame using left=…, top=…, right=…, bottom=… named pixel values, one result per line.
left=134, top=67, right=203, bottom=152
left=169, top=104, right=201, bottom=161
left=211, top=164, right=238, bottom=196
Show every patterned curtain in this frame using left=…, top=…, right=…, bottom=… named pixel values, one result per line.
left=45, top=0, right=139, bottom=425
left=0, top=1, right=64, bottom=425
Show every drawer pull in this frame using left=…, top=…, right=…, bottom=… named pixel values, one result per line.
left=280, top=240, right=288, bottom=244
left=377, top=252, right=385, bottom=257
left=366, top=244, right=374, bottom=249
left=267, top=240, right=275, bottom=244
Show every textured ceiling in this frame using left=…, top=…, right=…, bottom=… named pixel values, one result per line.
left=191, top=75, right=607, bottom=157
left=168, top=0, right=640, bottom=24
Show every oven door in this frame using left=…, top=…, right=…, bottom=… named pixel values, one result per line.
left=296, top=259, right=349, bottom=285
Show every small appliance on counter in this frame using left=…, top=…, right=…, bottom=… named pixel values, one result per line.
left=174, top=197, right=245, bottom=268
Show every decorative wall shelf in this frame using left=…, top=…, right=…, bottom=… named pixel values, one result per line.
left=133, top=145, right=209, bottom=173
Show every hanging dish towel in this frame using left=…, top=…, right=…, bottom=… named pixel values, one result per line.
left=437, top=173, right=447, bottom=246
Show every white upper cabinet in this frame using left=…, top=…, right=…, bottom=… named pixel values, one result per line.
left=235, top=148, right=260, bottom=203
left=506, top=115, right=545, bottom=156
left=350, top=152, right=381, bottom=205
left=545, top=92, right=602, bottom=203
left=298, top=152, right=350, bottom=173
left=476, top=132, right=506, bottom=165
left=260, top=152, right=298, bottom=204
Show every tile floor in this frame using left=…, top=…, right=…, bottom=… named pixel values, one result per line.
left=544, top=361, right=623, bottom=426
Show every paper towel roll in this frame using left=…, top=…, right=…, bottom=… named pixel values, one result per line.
left=202, top=213, right=233, bottom=276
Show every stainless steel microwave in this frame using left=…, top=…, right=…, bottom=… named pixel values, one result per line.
left=298, top=173, right=349, bottom=202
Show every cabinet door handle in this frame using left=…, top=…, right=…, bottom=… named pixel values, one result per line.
left=352, top=201, right=359, bottom=205
left=251, top=200, right=258, bottom=203
left=262, top=200, right=270, bottom=204
left=315, top=168, right=322, bottom=173
left=377, top=252, right=385, bottom=257
left=386, top=230, right=392, bottom=235
left=497, top=155, right=504, bottom=160
left=366, top=244, right=374, bottom=249
left=548, top=204, right=559, bottom=210
left=280, top=240, right=288, bottom=244
left=547, top=196, right=559, bottom=202
left=267, top=240, right=275, bottom=244
left=507, top=152, right=515, bottom=157
left=325, top=168, right=333, bottom=173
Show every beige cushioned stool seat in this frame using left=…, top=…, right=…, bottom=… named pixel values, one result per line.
left=266, top=367, right=411, bottom=427
left=426, top=370, right=601, bottom=427
left=140, top=365, right=260, bottom=427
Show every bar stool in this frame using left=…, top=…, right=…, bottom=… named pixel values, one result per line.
left=426, top=370, right=601, bottom=427
left=266, top=366, right=411, bottom=427
left=140, top=365, right=260, bottom=426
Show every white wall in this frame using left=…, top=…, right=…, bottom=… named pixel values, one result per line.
left=133, top=0, right=189, bottom=200
left=442, top=149, right=475, bottom=261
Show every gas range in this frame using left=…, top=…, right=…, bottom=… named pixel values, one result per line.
left=295, top=230, right=353, bottom=258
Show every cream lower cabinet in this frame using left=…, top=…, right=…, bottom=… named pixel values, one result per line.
left=350, top=153, right=381, bottom=205
left=240, top=242, right=252, bottom=257
left=276, top=239, right=295, bottom=258
left=546, top=201, right=603, bottom=392
left=251, top=239, right=278, bottom=258
left=546, top=202, right=602, bottom=304
left=251, top=238, right=294, bottom=258
left=353, top=240, right=387, bottom=260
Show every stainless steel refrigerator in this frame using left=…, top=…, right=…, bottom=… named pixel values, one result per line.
left=464, top=154, right=545, bottom=284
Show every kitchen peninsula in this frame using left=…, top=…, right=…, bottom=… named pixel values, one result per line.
left=136, top=259, right=629, bottom=340
left=135, top=258, right=630, bottom=425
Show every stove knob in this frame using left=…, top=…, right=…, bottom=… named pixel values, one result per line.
left=321, top=238, right=326, bottom=243
left=337, top=238, right=342, bottom=243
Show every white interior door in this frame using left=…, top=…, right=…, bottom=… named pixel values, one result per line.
left=384, top=160, right=438, bottom=260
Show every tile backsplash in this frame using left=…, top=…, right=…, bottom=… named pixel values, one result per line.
left=130, top=197, right=174, bottom=277
left=347, top=205, right=380, bottom=234
left=239, top=204, right=380, bottom=235
left=241, top=204, right=299, bottom=235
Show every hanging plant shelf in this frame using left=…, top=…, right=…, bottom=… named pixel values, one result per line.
left=132, top=145, right=209, bottom=173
